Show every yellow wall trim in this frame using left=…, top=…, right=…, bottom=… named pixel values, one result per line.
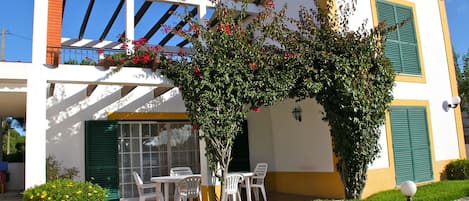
left=107, top=112, right=189, bottom=120
left=201, top=185, right=221, bottom=201
left=266, top=171, right=344, bottom=199
left=438, top=0, right=467, bottom=159
left=370, top=0, right=426, bottom=83
left=362, top=168, right=396, bottom=198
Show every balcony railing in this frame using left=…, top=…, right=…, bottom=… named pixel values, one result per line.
left=47, top=46, right=124, bottom=67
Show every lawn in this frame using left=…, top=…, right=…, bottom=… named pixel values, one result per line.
left=362, top=180, right=469, bottom=201
left=315, top=180, right=469, bottom=201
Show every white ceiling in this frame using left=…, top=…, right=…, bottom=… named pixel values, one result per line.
left=0, top=92, right=26, bottom=118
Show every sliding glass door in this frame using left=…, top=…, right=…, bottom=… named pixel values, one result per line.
left=118, top=121, right=200, bottom=199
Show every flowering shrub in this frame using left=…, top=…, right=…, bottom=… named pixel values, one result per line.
left=157, top=1, right=295, bottom=200
left=23, top=179, right=107, bottom=201
left=97, top=38, right=170, bottom=70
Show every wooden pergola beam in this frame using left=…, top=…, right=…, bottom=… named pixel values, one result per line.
left=144, top=4, right=179, bottom=40
left=100, top=0, right=125, bottom=41
left=121, top=86, right=137, bottom=97
left=79, top=0, right=95, bottom=39
left=86, top=84, right=98, bottom=97
left=159, top=8, right=197, bottom=46
left=153, top=87, right=174, bottom=98
left=48, top=83, right=55, bottom=98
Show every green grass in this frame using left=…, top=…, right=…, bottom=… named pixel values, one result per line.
left=315, top=180, right=469, bottom=201
left=363, top=180, right=469, bottom=201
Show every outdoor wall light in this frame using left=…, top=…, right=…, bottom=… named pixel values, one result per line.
left=400, top=180, right=417, bottom=201
left=292, top=106, right=302, bottom=122
left=448, top=95, right=462, bottom=109
left=443, top=96, right=462, bottom=112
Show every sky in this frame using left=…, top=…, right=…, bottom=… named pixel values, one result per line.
left=0, top=1, right=467, bottom=63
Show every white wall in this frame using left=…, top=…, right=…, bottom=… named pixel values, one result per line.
left=248, top=99, right=334, bottom=172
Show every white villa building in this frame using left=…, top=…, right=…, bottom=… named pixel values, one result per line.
left=0, top=0, right=465, bottom=200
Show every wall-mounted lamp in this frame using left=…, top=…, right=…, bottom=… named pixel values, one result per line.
left=292, top=106, right=302, bottom=122
left=448, top=96, right=461, bottom=109
left=443, top=96, right=462, bottom=112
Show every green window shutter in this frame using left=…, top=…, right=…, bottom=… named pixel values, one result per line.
left=390, top=106, right=433, bottom=185
left=407, top=108, right=433, bottom=182
left=377, top=1, right=398, bottom=40
left=376, top=1, right=421, bottom=76
left=390, top=107, right=414, bottom=184
left=85, top=120, right=120, bottom=201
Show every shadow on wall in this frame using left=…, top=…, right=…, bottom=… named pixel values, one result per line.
left=44, top=82, right=183, bottom=179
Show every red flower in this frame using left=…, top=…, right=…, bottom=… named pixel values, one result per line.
left=192, top=123, right=198, bottom=131
left=219, top=23, right=231, bottom=35
left=96, top=49, right=104, bottom=54
left=249, top=63, right=257, bottom=70
left=262, top=0, right=274, bottom=8
left=141, top=53, right=151, bottom=63
left=189, top=23, right=198, bottom=34
left=178, top=49, right=185, bottom=56
left=132, top=55, right=139, bottom=64
left=167, top=60, right=172, bottom=64
left=250, top=106, right=260, bottom=112
left=120, top=43, right=128, bottom=49
left=153, top=45, right=161, bottom=51
left=134, top=38, right=147, bottom=46
left=163, top=25, right=172, bottom=33
left=224, top=24, right=231, bottom=35
left=194, top=67, right=203, bottom=78
left=284, top=53, right=294, bottom=59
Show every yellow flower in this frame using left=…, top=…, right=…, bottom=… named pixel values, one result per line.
left=48, top=197, right=52, bottom=200
left=76, top=190, right=82, bottom=194
left=93, top=190, right=98, bottom=193
left=65, top=194, right=69, bottom=199
left=88, top=193, right=92, bottom=196
left=40, top=191, right=47, bottom=198
left=29, top=195, right=34, bottom=199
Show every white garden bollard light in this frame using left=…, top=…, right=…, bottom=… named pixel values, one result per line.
left=400, top=180, right=417, bottom=201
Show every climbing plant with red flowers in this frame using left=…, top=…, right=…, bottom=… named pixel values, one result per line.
left=159, top=1, right=295, bottom=200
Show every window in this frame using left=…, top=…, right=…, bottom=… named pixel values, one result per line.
left=376, top=0, right=422, bottom=76
left=85, top=120, right=200, bottom=200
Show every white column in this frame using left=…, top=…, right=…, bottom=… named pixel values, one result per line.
left=197, top=2, right=213, bottom=192
left=125, top=0, right=134, bottom=55
left=25, top=0, right=48, bottom=188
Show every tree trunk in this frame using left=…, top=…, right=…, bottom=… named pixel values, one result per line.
left=340, top=160, right=368, bottom=199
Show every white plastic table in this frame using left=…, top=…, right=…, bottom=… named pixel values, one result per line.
left=232, top=172, right=255, bottom=201
left=151, top=174, right=201, bottom=201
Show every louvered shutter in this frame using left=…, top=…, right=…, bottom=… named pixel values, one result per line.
left=376, top=1, right=421, bottom=76
left=390, top=106, right=433, bottom=185
left=85, top=120, right=119, bottom=201
left=407, top=108, right=433, bottom=182
left=390, top=107, right=414, bottom=184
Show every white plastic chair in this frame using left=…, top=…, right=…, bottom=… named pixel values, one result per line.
left=170, top=167, right=193, bottom=176
left=174, top=175, right=202, bottom=201
left=226, top=174, right=244, bottom=201
left=171, top=167, right=194, bottom=199
left=241, top=163, right=268, bottom=201
left=133, top=171, right=164, bottom=201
